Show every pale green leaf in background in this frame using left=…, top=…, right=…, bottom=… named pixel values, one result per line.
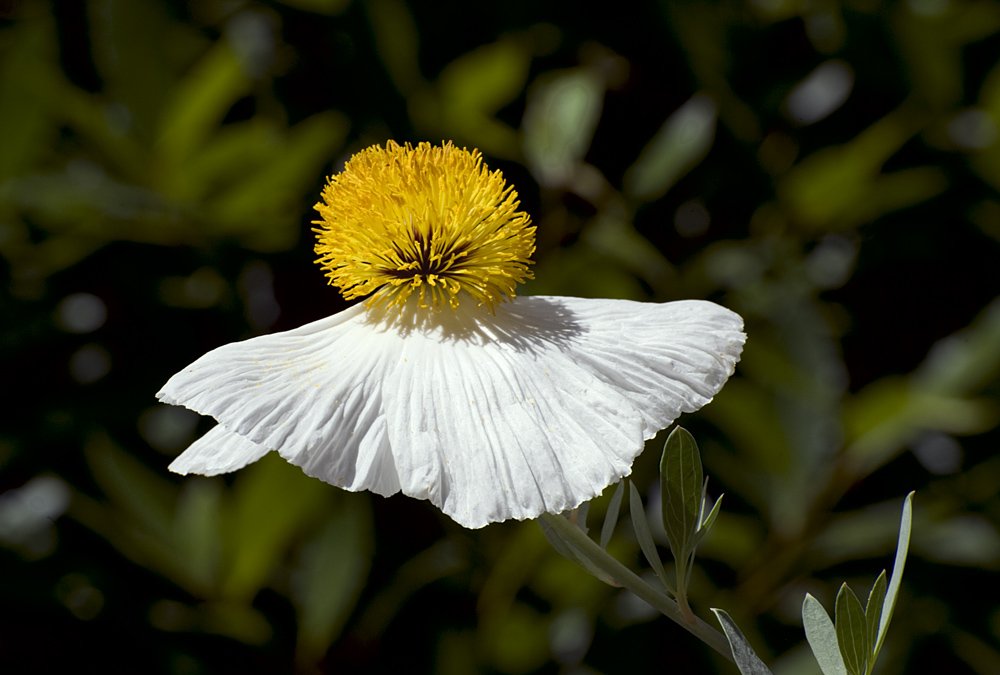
left=778, top=103, right=945, bottom=232
left=88, top=0, right=177, bottom=143
left=914, top=297, right=1000, bottom=397
left=623, top=93, right=717, bottom=201
left=221, top=453, right=333, bottom=599
left=409, top=38, right=531, bottom=158
left=156, top=41, right=251, bottom=171
left=171, top=478, right=223, bottom=595
left=0, top=9, right=55, bottom=182
left=292, top=495, right=372, bottom=661
left=205, top=110, right=350, bottom=250
left=580, top=211, right=676, bottom=295
left=523, top=68, right=604, bottom=187
left=366, top=0, right=422, bottom=95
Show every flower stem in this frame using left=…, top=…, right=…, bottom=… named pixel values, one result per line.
left=538, top=512, right=734, bottom=663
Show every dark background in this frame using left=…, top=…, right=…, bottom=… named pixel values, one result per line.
left=2, top=0, right=1000, bottom=673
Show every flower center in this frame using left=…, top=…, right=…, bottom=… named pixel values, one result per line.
left=313, top=141, right=535, bottom=312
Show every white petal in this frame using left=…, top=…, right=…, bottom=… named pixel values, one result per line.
left=158, top=295, right=744, bottom=528
left=168, top=424, right=270, bottom=475
left=381, top=296, right=744, bottom=527
left=158, top=303, right=401, bottom=497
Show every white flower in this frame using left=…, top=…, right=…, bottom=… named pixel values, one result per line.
left=158, top=141, right=744, bottom=528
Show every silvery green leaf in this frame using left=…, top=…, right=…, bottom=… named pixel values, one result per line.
left=865, top=570, right=887, bottom=664
left=711, top=608, right=775, bottom=675
left=600, top=480, right=625, bottom=550
left=803, top=593, right=848, bottom=675
left=874, top=491, right=914, bottom=658
left=660, top=426, right=703, bottom=562
left=629, top=482, right=670, bottom=593
left=835, top=583, right=868, bottom=675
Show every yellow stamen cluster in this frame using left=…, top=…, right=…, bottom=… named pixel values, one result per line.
left=313, top=141, right=535, bottom=312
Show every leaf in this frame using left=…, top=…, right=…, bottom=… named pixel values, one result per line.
left=660, top=426, right=704, bottom=562
left=410, top=38, right=531, bottom=157
left=600, top=480, right=625, bottom=550
left=537, top=513, right=616, bottom=586
left=865, top=571, right=887, bottom=664
left=89, top=0, right=176, bottom=140
left=914, top=298, right=1000, bottom=396
left=628, top=482, right=670, bottom=593
left=291, top=495, right=372, bottom=661
left=835, top=583, right=869, bottom=675
left=874, top=492, right=914, bottom=658
left=701, top=490, right=724, bottom=533
left=220, top=453, right=332, bottom=599
left=690, top=490, right=724, bottom=551
left=366, top=0, right=421, bottom=94
left=623, top=94, right=717, bottom=201
left=0, top=13, right=56, bottom=181
left=206, top=110, right=349, bottom=250
left=171, top=478, right=223, bottom=594
left=156, top=41, right=251, bottom=168
left=711, top=609, right=775, bottom=675
left=523, top=68, right=605, bottom=186
left=803, top=594, right=848, bottom=675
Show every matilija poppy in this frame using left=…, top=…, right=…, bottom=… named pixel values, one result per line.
left=157, top=141, right=745, bottom=529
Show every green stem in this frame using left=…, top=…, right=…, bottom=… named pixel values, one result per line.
left=538, top=512, right=734, bottom=663
left=675, top=549, right=697, bottom=625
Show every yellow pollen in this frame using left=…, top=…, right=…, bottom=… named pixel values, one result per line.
left=313, top=140, right=535, bottom=312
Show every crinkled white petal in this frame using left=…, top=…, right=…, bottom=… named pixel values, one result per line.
left=158, top=303, right=401, bottom=497
left=169, top=424, right=270, bottom=476
left=158, top=296, right=744, bottom=528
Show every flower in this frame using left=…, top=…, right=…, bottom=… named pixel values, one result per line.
left=157, top=141, right=745, bottom=529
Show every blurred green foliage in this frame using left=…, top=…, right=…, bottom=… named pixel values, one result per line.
left=2, top=0, right=1000, bottom=673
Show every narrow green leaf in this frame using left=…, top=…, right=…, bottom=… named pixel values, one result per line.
left=537, top=514, right=578, bottom=561
left=624, top=94, right=717, bottom=200
left=629, top=482, right=670, bottom=593
left=803, top=594, right=848, bottom=675
left=575, top=500, right=590, bottom=536
left=537, top=514, right=616, bottom=585
left=156, top=41, right=250, bottom=166
left=699, top=493, right=724, bottom=540
left=366, top=0, right=421, bottom=94
left=291, top=496, right=372, bottom=660
left=874, top=492, right=914, bottom=657
left=835, top=583, right=869, bottom=675
left=171, top=478, right=222, bottom=594
left=865, top=570, right=887, bottom=669
left=221, top=453, right=331, bottom=599
left=660, top=426, right=703, bottom=564
left=711, top=609, right=775, bottom=675
left=600, top=480, right=625, bottom=550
